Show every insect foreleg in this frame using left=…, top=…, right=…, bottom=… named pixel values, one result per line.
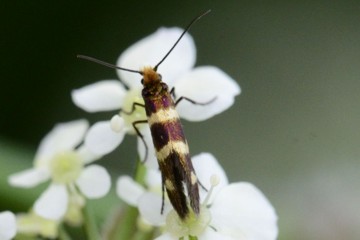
left=132, top=120, right=149, bottom=162
left=170, top=87, right=177, bottom=99
left=121, top=102, right=145, bottom=115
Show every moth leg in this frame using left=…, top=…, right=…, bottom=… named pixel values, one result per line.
left=170, top=87, right=176, bottom=99
left=171, top=87, right=217, bottom=107
left=161, top=176, right=165, bottom=215
left=121, top=102, right=145, bottom=115
left=197, top=178, right=208, bottom=192
left=175, top=96, right=217, bottom=107
left=132, top=120, right=149, bottom=163
left=209, top=225, right=218, bottom=231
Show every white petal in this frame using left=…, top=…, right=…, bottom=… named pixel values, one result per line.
left=76, top=165, right=111, bottom=198
left=76, top=145, right=101, bottom=164
left=175, top=66, right=240, bottom=121
left=116, top=175, right=145, bottom=206
left=8, top=168, right=50, bottom=188
left=199, top=228, right=237, bottom=240
left=34, top=184, right=68, bottom=220
left=154, top=233, right=174, bottom=240
left=71, top=80, right=126, bottom=112
left=138, top=192, right=171, bottom=226
left=0, top=211, right=16, bottom=240
left=117, top=27, right=196, bottom=88
left=35, top=120, right=89, bottom=163
left=145, top=168, right=162, bottom=189
left=210, top=183, right=278, bottom=240
left=85, top=121, right=125, bottom=155
left=155, top=228, right=237, bottom=240
left=192, top=153, right=228, bottom=203
left=137, top=125, right=158, bottom=169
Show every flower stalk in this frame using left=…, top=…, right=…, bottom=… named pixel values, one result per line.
left=83, top=202, right=101, bottom=240
left=103, top=158, right=154, bottom=240
left=58, top=225, right=72, bottom=240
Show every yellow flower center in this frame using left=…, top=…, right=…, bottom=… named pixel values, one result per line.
left=165, top=175, right=221, bottom=239
left=165, top=206, right=211, bottom=239
left=50, top=151, right=83, bottom=184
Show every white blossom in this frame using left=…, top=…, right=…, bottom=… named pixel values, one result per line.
left=117, top=153, right=278, bottom=240
left=0, top=211, right=16, bottom=240
left=8, top=120, right=111, bottom=221
left=72, top=27, right=240, bottom=168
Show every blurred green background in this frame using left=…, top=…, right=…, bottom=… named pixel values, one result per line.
left=1, top=1, right=360, bottom=239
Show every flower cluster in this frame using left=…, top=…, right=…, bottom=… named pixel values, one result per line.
left=1, top=27, right=277, bottom=240
left=117, top=153, right=278, bottom=240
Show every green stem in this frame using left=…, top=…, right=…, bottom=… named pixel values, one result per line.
left=83, top=202, right=101, bottom=240
left=188, top=235, right=198, bottom=240
left=132, top=230, right=155, bottom=240
left=108, top=205, right=139, bottom=240
left=134, top=158, right=147, bottom=184
left=105, top=158, right=148, bottom=240
left=58, top=224, right=72, bottom=240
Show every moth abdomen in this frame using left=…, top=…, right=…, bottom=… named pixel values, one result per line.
left=143, top=81, right=200, bottom=219
left=159, top=150, right=200, bottom=219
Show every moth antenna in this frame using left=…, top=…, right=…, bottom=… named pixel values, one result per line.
left=77, top=54, right=143, bottom=75
left=153, top=9, right=211, bottom=71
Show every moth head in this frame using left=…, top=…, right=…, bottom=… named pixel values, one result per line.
left=141, top=66, right=162, bottom=87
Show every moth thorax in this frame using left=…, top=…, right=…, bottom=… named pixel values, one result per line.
left=141, top=66, right=161, bottom=86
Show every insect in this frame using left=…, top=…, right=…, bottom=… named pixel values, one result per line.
left=78, top=10, right=212, bottom=220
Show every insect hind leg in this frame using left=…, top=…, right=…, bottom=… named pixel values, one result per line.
left=197, top=178, right=208, bottom=192
left=161, top=176, right=165, bottom=214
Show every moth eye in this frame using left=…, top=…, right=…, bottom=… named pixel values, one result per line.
left=141, top=79, right=144, bottom=84
left=158, top=74, right=162, bottom=80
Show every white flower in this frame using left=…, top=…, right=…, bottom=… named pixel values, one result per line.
left=117, top=153, right=278, bottom=240
left=72, top=27, right=240, bottom=168
left=8, top=120, right=111, bottom=220
left=0, top=211, right=16, bottom=240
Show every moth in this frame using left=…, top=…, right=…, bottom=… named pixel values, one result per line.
left=78, top=10, right=212, bottom=220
